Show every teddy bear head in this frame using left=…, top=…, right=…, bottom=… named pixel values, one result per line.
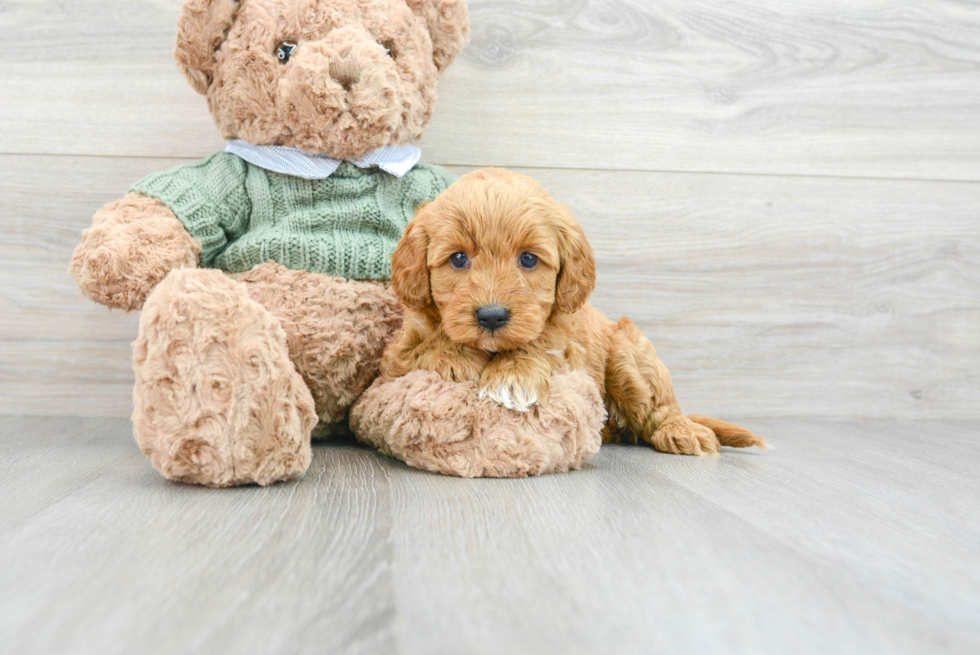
left=175, top=0, right=469, bottom=159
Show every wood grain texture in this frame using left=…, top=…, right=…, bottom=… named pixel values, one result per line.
left=2, top=155, right=977, bottom=419
left=1, top=1, right=978, bottom=418
left=1, top=416, right=977, bottom=654
left=0, top=417, right=399, bottom=655
left=1, top=1, right=980, bottom=179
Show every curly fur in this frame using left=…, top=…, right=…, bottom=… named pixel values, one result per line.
left=176, top=0, right=469, bottom=158
left=133, top=269, right=317, bottom=487
left=70, top=0, right=471, bottom=486
left=383, top=168, right=769, bottom=456
left=350, top=369, right=605, bottom=478
left=71, top=194, right=201, bottom=311
left=232, top=263, right=403, bottom=424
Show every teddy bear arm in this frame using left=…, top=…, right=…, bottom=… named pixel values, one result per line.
left=71, top=192, right=201, bottom=311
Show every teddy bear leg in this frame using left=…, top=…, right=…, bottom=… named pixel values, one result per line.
left=232, top=263, right=403, bottom=432
left=133, top=268, right=318, bottom=487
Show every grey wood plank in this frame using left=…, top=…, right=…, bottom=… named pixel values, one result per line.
left=385, top=438, right=979, bottom=654
left=0, top=418, right=398, bottom=655
left=0, top=153, right=153, bottom=342
left=0, top=341, right=136, bottom=419
left=2, top=1, right=980, bottom=180
left=651, top=419, right=980, bottom=640
left=0, top=416, right=142, bottom=532
left=1, top=417, right=977, bottom=654
left=2, top=155, right=977, bottom=419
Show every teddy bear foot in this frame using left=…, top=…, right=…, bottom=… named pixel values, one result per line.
left=350, top=370, right=607, bottom=478
left=132, top=268, right=318, bottom=487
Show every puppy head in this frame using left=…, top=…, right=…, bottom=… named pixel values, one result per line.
left=391, top=168, right=596, bottom=352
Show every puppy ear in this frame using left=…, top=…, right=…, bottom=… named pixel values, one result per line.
left=554, top=205, right=597, bottom=314
left=408, top=0, right=470, bottom=71
left=175, top=0, right=240, bottom=95
left=391, top=216, right=432, bottom=310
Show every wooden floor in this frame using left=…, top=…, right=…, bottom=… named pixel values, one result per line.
left=1, top=416, right=977, bottom=654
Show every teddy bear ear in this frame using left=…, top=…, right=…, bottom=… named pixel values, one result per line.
left=174, top=0, right=241, bottom=95
left=408, top=0, right=470, bottom=71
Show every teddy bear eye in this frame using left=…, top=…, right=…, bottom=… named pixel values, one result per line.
left=275, top=41, right=297, bottom=64
left=450, top=252, right=469, bottom=269
left=379, top=41, right=397, bottom=59
left=519, top=252, right=539, bottom=269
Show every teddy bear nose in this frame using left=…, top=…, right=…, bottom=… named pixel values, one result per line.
left=476, top=305, right=511, bottom=332
left=329, top=60, right=362, bottom=90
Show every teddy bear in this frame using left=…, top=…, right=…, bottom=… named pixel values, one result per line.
left=70, top=0, right=470, bottom=486
left=71, top=0, right=606, bottom=486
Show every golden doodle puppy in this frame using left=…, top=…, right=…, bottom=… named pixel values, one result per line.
left=382, top=168, right=768, bottom=456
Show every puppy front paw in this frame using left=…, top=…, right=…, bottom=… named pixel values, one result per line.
left=423, top=349, right=486, bottom=384
left=478, top=366, right=551, bottom=413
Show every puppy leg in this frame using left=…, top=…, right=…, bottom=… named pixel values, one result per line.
left=478, top=346, right=554, bottom=412
left=383, top=326, right=490, bottom=384
left=605, top=318, right=719, bottom=456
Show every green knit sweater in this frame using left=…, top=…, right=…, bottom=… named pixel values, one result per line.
left=130, top=153, right=456, bottom=280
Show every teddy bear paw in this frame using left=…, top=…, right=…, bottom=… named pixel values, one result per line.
left=71, top=193, right=200, bottom=311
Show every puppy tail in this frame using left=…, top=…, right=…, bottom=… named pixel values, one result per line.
left=688, top=415, right=769, bottom=450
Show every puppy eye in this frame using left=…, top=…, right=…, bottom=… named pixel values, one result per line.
left=518, top=252, right=539, bottom=269
left=450, top=252, right=469, bottom=270
left=380, top=40, right=397, bottom=59
left=275, top=41, right=297, bottom=64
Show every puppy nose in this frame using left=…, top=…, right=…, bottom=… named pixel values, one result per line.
left=329, top=60, right=361, bottom=90
left=476, top=305, right=511, bottom=332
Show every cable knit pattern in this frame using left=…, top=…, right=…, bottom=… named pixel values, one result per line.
left=130, top=152, right=456, bottom=280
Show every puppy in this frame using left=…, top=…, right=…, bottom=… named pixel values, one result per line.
left=381, top=168, right=767, bottom=455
